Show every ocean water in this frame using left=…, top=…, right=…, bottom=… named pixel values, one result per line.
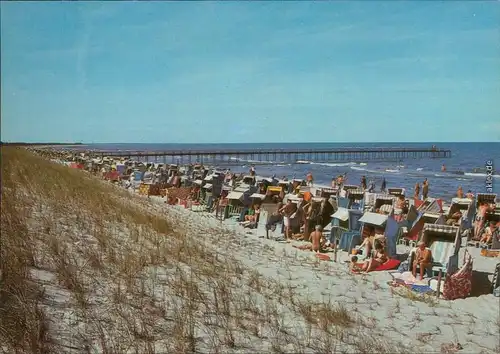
left=74, top=142, right=499, bottom=199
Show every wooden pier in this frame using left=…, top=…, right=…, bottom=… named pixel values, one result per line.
left=75, top=147, right=452, bottom=165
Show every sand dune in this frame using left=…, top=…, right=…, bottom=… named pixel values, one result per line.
left=1, top=147, right=498, bottom=354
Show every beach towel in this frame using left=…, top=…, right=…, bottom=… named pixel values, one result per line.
left=411, top=284, right=433, bottom=294
left=374, top=258, right=401, bottom=271
left=351, top=259, right=401, bottom=273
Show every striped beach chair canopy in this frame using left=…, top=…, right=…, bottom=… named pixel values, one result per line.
left=379, top=204, right=394, bottom=214
left=477, top=193, right=497, bottom=206
left=388, top=187, right=405, bottom=196
left=358, top=211, right=388, bottom=227
left=343, top=185, right=359, bottom=192
left=422, top=223, right=460, bottom=235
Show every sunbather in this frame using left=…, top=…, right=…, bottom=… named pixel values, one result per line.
left=473, top=203, right=492, bottom=240
left=362, top=244, right=387, bottom=273
left=446, top=211, right=462, bottom=226
left=479, top=221, right=497, bottom=245
left=412, top=241, right=432, bottom=280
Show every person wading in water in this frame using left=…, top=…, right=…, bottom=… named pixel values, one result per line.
left=381, top=178, right=387, bottom=192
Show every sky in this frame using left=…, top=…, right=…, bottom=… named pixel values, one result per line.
left=1, top=1, right=499, bottom=143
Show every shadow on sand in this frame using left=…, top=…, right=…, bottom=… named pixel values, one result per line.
left=470, top=270, right=493, bottom=297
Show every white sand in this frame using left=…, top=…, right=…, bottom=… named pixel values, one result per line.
left=147, top=195, right=500, bottom=353
left=11, top=178, right=499, bottom=353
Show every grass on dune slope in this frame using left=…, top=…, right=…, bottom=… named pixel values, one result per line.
left=0, top=147, right=409, bottom=354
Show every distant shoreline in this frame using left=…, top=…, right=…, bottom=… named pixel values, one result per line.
left=1, top=142, right=84, bottom=147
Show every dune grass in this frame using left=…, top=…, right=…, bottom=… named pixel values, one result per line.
left=1, top=147, right=413, bottom=353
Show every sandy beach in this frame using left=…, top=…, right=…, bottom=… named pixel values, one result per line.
left=2, top=148, right=499, bottom=354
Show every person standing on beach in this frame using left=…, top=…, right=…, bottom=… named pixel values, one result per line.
left=422, top=179, right=429, bottom=200
left=457, top=186, right=464, bottom=198
left=306, top=172, right=314, bottom=186
left=361, top=176, right=367, bottom=191
left=414, top=182, right=421, bottom=200
left=249, top=165, right=256, bottom=176
left=279, top=199, right=297, bottom=241
left=381, top=178, right=387, bottom=192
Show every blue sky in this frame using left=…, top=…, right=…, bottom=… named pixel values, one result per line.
left=1, top=1, right=499, bottom=143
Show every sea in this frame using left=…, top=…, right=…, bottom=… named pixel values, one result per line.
left=71, top=142, right=499, bottom=200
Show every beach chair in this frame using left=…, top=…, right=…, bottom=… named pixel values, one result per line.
left=353, top=211, right=389, bottom=257
left=476, top=193, right=497, bottom=209
left=347, top=190, right=365, bottom=210
left=338, top=197, right=349, bottom=209
left=225, top=204, right=244, bottom=219
left=253, top=210, right=268, bottom=236
left=379, top=204, right=394, bottom=215
left=398, top=212, right=425, bottom=247
left=447, top=198, right=475, bottom=232
left=410, top=224, right=461, bottom=278
left=373, top=195, right=395, bottom=212
left=385, top=215, right=402, bottom=259
left=335, top=209, right=363, bottom=253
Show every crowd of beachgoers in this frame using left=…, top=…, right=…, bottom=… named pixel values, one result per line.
left=35, top=148, right=500, bottom=273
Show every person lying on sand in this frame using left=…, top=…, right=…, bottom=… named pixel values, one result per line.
left=361, top=244, right=388, bottom=273
left=412, top=241, right=432, bottom=280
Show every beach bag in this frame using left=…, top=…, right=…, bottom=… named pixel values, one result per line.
left=397, top=260, right=409, bottom=273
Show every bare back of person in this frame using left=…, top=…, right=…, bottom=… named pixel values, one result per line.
left=310, top=230, right=323, bottom=252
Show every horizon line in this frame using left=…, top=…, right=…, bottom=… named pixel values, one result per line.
left=3, top=141, right=500, bottom=145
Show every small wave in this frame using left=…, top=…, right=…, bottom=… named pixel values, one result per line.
left=385, top=169, right=400, bottom=173
left=311, top=162, right=357, bottom=167
left=416, top=168, right=424, bottom=171
left=464, top=172, right=500, bottom=178
left=296, top=160, right=310, bottom=164
left=350, top=166, right=366, bottom=171
left=359, top=162, right=367, bottom=166
left=397, top=165, right=405, bottom=169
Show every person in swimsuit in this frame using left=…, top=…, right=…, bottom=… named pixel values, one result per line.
left=381, top=178, right=387, bottom=192
left=473, top=203, right=491, bottom=240
left=480, top=221, right=498, bottom=245
left=310, top=225, right=325, bottom=252
left=279, top=200, right=297, bottom=240
left=361, top=176, right=367, bottom=190
left=306, top=172, right=314, bottom=186
left=414, top=182, right=421, bottom=200
left=412, top=241, right=432, bottom=280
left=422, top=179, right=429, bottom=200
left=457, top=186, right=464, bottom=199
left=446, top=210, right=462, bottom=226
left=362, top=243, right=388, bottom=273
